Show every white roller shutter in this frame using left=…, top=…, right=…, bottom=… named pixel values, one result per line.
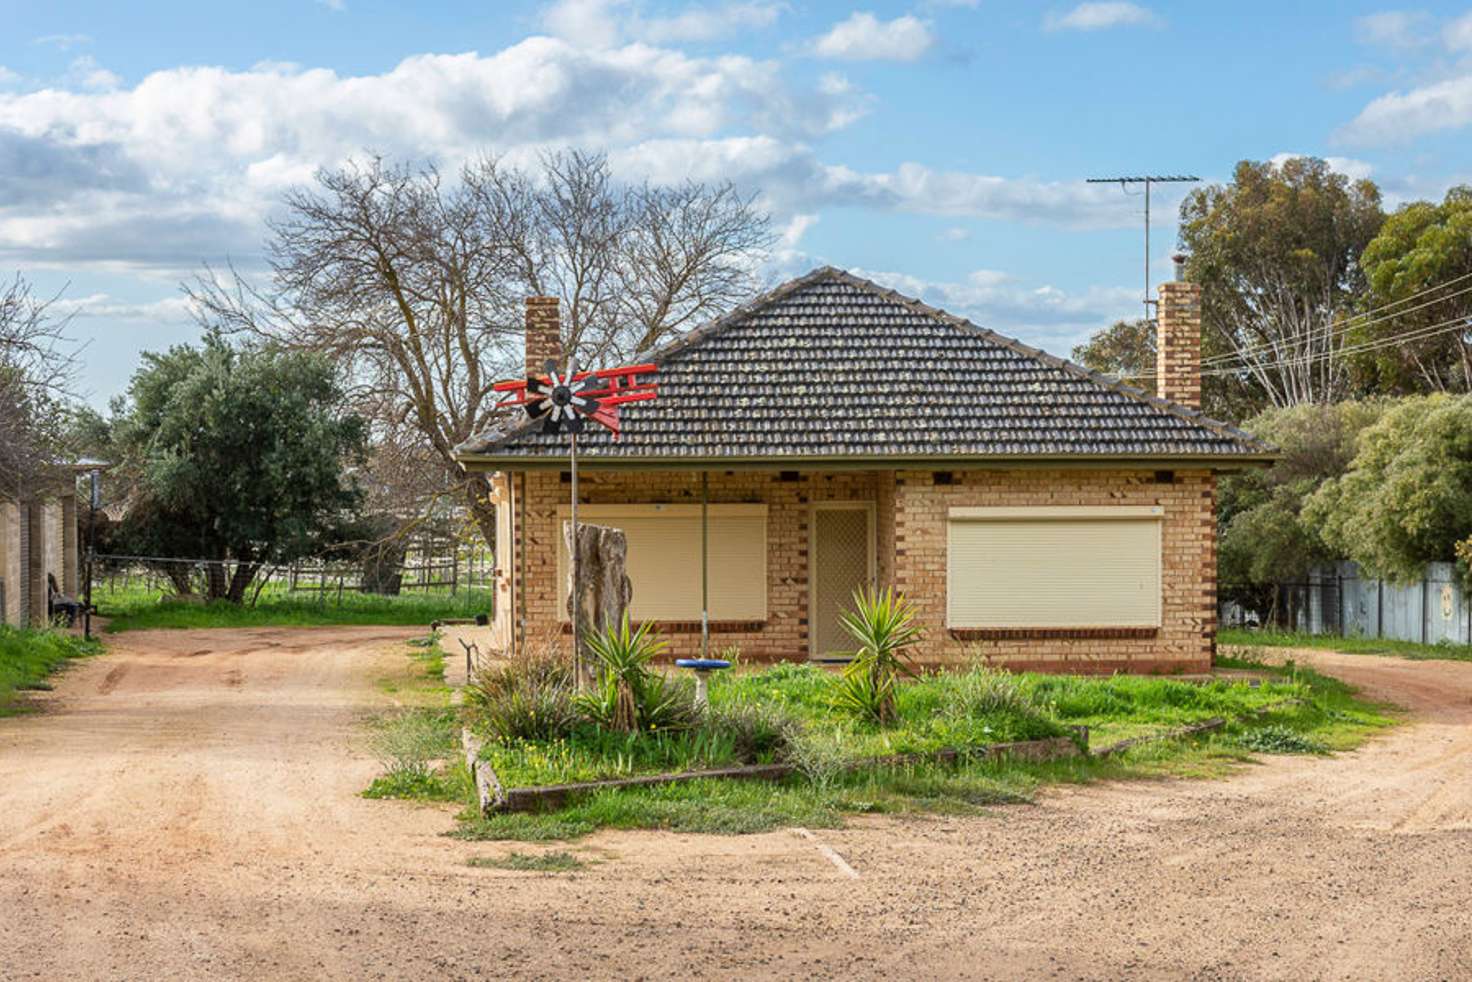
left=947, top=506, right=1163, bottom=629
left=557, top=504, right=767, bottom=620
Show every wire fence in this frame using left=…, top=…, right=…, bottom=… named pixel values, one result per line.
left=90, top=546, right=497, bottom=614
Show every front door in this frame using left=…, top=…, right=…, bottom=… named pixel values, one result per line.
left=810, top=503, right=875, bottom=659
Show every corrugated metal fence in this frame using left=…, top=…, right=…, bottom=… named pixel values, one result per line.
left=1223, top=561, right=1471, bottom=646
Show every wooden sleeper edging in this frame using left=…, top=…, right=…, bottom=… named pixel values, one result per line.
left=487, top=730, right=1087, bottom=815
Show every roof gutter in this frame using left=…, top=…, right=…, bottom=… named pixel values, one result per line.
left=454, top=451, right=1280, bottom=473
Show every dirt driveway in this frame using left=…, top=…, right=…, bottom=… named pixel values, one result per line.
left=2, top=630, right=1471, bottom=981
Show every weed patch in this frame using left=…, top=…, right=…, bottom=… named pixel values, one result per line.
left=1233, top=725, right=1328, bottom=755
left=466, top=850, right=589, bottom=872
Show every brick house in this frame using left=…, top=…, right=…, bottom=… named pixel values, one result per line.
left=455, top=267, right=1273, bottom=674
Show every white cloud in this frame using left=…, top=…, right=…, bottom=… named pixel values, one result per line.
left=1044, top=3, right=1157, bottom=32
left=52, top=293, right=196, bottom=321
left=1269, top=152, right=1375, bottom=182
left=1337, top=74, right=1472, bottom=145
left=939, top=226, right=971, bottom=241
left=812, top=13, right=936, bottom=62
left=0, top=40, right=864, bottom=273
left=543, top=0, right=629, bottom=48
left=639, top=2, right=783, bottom=43
left=66, top=56, right=122, bottom=91
left=32, top=34, right=92, bottom=50
left=542, top=0, right=783, bottom=48
left=1353, top=11, right=1432, bottom=50
left=1443, top=12, right=1472, bottom=51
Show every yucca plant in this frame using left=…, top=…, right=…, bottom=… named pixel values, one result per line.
left=578, top=614, right=682, bottom=733
left=834, top=587, right=923, bottom=725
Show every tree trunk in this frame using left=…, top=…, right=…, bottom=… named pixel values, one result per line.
left=564, top=522, right=633, bottom=637
left=164, top=564, right=194, bottom=596
left=465, top=474, right=498, bottom=558
left=226, top=562, right=260, bottom=604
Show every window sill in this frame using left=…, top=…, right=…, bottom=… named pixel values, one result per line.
left=560, top=620, right=766, bottom=635
left=949, top=627, right=1160, bottom=641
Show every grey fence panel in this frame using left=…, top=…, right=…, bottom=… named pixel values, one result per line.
left=1304, top=562, right=1469, bottom=646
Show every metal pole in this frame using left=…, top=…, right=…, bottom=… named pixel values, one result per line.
left=1144, top=177, right=1151, bottom=326
left=84, top=469, right=98, bottom=640
left=701, top=470, right=709, bottom=660
left=569, top=431, right=581, bottom=688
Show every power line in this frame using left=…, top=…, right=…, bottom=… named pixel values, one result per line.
left=1198, top=271, right=1472, bottom=368
left=1118, top=310, right=1472, bottom=381
left=1086, top=174, right=1200, bottom=327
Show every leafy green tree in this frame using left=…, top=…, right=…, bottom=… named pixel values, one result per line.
left=1071, top=318, right=1155, bottom=391
left=113, top=335, right=367, bottom=602
left=1353, top=186, right=1472, bottom=393
left=1304, top=394, right=1472, bottom=587
left=1218, top=401, right=1389, bottom=611
left=1180, top=157, right=1383, bottom=412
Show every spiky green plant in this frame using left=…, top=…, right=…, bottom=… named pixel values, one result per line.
left=578, top=614, right=694, bottom=733
left=834, top=587, right=923, bottom=725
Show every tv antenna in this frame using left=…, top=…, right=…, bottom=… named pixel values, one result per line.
left=1086, top=174, right=1199, bottom=324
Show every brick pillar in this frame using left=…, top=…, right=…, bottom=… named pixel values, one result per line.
left=62, top=495, right=79, bottom=596
left=1156, top=276, right=1202, bottom=409
left=24, top=500, right=45, bottom=627
left=1, top=500, right=19, bottom=625
left=525, top=297, right=563, bottom=377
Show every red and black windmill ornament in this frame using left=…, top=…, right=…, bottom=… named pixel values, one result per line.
left=492, top=356, right=658, bottom=438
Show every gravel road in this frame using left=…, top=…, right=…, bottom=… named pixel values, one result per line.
left=2, top=628, right=1469, bottom=981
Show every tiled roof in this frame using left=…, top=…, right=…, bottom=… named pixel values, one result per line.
left=456, top=267, right=1272, bottom=465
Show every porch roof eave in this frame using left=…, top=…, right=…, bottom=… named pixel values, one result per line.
left=455, top=450, right=1280, bottom=474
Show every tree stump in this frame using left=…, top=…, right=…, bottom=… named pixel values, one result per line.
left=564, top=522, right=633, bottom=668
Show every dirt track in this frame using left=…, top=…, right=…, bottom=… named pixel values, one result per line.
left=2, top=629, right=1471, bottom=981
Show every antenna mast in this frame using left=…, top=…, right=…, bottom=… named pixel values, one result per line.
left=1086, top=174, right=1199, bottom=325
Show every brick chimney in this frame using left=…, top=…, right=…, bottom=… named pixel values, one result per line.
left=525, top=296, right=562, bottom=377
left=1155, top=255, right=1202, bottom=408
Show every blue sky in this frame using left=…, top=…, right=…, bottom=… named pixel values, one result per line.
left=3, top=0, right=1471, bottom=406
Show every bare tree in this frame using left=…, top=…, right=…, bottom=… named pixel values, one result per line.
left=188, top=151, right=773, bottom=544
left=0, top=275, right=77, bottom=499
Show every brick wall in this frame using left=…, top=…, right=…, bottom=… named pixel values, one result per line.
left=891, top=468, right=1216, bottom=674
left=524, top=297, right=562, bottom=376
left=498, top=464, right=1218, bottom=674
left=510, top=468, right=880, bottom=660
left=1157, top=280, right=1203, bottom=409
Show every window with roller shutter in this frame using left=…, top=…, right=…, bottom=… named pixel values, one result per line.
left=946, top=506, right=1163, bottom=630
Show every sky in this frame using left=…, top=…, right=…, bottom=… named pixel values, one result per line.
left=3, top=0, right=1471, bottom=408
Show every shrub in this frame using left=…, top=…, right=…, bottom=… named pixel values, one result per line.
left=703, top=701, right=803, bottom=764
left=834, top=588, right=922, bottom=725
left=579, top=615, right=696, bottom=733
left=787, top=728, right=854, bottom=791
left=466, top=642, right=578, bottom=743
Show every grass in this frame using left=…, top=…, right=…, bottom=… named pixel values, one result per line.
left=465, top=850, right=589, bottom=872
left=478, top=662, right=1311, bottom=788
left=451, top=656, right=1393, bottom=842
left=92, top=578, right=494, bottom=632
left=361, top=635, right=469, bottom=804
left=1219, top=627, right=1472, bottom=662
left=0, top=626, right=103, bottom=716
